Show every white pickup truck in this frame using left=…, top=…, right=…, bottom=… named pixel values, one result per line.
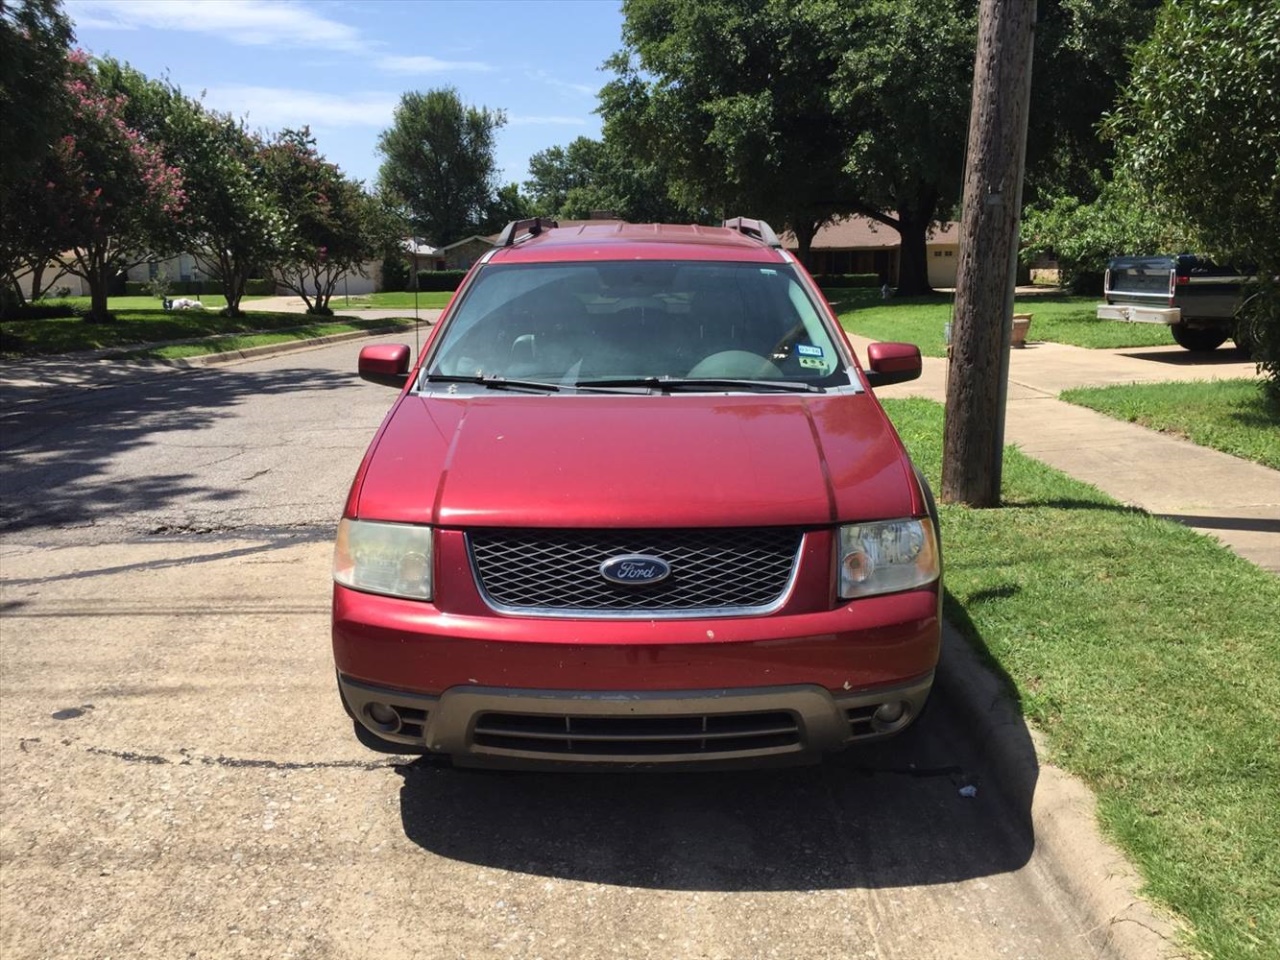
left=1097, top=254, right=1251, bottom=352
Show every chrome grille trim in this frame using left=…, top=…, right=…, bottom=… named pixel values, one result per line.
left=466, top=527, right=805, bottom=619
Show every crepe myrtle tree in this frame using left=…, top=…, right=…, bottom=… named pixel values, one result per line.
left=92, top=57, right=286, bottom=317
left=47, top=52, right=184, bottom=320
left=262, top=129, right=390, bottom=315
left=166, top=100, right=286, bottom=317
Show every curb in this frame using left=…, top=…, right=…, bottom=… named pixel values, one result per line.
left=937, top=624, right=1192, bottom=960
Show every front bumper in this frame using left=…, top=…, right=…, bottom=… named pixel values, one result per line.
left=338, top=672, right=934, bottom=768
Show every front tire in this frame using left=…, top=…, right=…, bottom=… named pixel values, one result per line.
left=1170, top=324, right=1228, bottom=352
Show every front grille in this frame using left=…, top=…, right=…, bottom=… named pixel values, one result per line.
left=472, top=711, right=801, bottom=757
left=468, top=527, right=803, bottom=615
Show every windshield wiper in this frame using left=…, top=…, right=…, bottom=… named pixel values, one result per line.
left=419, top=373, right=561, bottom=393
left=574, top=376, right=824, bottom=394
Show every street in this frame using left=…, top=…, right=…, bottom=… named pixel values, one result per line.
left=1, top=340, right=1103, bottom=959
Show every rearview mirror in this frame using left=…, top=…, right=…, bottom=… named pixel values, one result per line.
left=358, top=344, right=412, bottom=388
left=864, top=342, right=922, bottom=388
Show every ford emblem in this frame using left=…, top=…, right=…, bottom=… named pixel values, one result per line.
left=600, top=554, right=670, bottom=586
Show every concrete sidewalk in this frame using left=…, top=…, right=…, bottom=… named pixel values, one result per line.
left=849, top=334, right=1280, bottom=573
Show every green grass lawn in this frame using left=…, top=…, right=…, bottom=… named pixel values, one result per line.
left=38, top=294, right=267, bottom=312
left=829, top=288, right=1178, bottom=355
left=1061, top=379, right=1280, bottom=470
left=0, top=308, right=411, bottom=358
left=886, top=397, right=1279, bottom=960
left=335, top=291, right=455, bottom=310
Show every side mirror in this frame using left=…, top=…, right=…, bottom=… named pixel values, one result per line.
left=864, top=342, right=922, bottom=387
left=358, top=343, right=412, bottom=388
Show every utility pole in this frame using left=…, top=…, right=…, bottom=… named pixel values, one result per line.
left=941, top=0, right=1036, bottom=507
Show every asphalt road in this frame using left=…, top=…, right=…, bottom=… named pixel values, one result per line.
left=1, top=340, right=1103, bottom=959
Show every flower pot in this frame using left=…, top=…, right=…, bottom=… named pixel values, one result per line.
left=1012, top=313, right=1032, bottom=348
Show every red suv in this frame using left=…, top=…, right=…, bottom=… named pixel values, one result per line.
left=333, top=218, right=941, bottom=768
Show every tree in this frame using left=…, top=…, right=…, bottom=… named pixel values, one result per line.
left=376, top=87, right=505, bottom=246
left=43, top=53, right=184, bottom=319
left=524, top=134, right=697, bottom=224
left=94, top=58, right=286, bottom=317
left=604, top=0, right=1159, bottom=292
left=0, top=0, right=73, bottom=197
left=600, top=0, right=858, bottom=265
left=1020, top=171, right=1191, bottom=294
left=261, top=129, right=391, bottom=314
left=525, top=137, right=605, bottom=216
left=0, top=0, right=74, bottom=310
left=1110, top=0, right=1280, bottom=397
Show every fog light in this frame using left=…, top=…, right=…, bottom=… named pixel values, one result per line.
left=872, top=700, right=911, bottom=731
left=366, top=702, right=400, bottom=732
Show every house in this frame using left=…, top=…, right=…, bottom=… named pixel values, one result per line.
left=438, top=235, right=497, bottom=271
left=401, top=238, right=443, bottom=274
left=783, top=216, right=961, bottom=288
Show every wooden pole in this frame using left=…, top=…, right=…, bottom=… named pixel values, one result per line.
left=941, top=0, right=1036, bottom=507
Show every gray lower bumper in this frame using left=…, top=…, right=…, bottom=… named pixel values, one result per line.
left=338, top=673, right=934, bottom=768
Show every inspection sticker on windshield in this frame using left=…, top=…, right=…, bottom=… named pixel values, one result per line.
left=796, top=344, right=824, bottom=358
left=799, top=357, right=826, bottom=369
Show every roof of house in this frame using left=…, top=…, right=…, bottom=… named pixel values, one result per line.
left=782, top=215, right=960, bottom=250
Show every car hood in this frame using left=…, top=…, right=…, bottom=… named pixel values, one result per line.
left=354, top=392, right=916, bottom=528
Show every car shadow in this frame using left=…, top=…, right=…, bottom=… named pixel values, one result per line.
left=393, top=629, right=1038, bottom=892
left=1116, top=344, right=1254, bottom=365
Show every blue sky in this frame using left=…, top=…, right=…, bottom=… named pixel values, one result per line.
left=63, top=0, right=626, bottom=189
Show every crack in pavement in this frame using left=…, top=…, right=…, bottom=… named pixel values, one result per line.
left=84, top=744, right=408, bottom=772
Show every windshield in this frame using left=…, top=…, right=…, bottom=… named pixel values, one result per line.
left=423, top=261, right=851, bottom=390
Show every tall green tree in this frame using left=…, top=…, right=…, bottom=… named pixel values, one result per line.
left=1110, top=0, right=1280, bottom=395
left=524, top=135, right=695, bottom=224
left=604, top=0, right=1159, bottom=293
left=376, top=87, right=505, bottom=246
left=601, top=0, right=858, bottom=266
left=0, top=0, right=74, bottom=309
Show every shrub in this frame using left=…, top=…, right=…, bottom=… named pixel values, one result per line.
left=244, top=278, right=276, bottom=296
left=0, top=301, right=82, bottom=321
left=416, top=269, right=467, bottom=292
left=381, top=253, right=409, bottom=292
left=306, top=304, right=335, bottom=317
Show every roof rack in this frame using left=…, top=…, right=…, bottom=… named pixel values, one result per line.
left=496, top=217, right=559, bottom=246
left=722, top=217, right=782, bottom=248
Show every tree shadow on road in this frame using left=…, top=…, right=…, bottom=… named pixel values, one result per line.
left=0, top=363, right=358, bottom=534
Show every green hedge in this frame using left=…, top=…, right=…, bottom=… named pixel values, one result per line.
left=813, top=273, right=882, bottom=289
left=416, top=270, right=468, bottom=292
left=0, top=301, right=82, bottom=321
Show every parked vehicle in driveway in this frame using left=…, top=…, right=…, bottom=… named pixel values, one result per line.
left=1097, top=254, right=1253, bottom=352
left=332, top=217, right=941, bottom=769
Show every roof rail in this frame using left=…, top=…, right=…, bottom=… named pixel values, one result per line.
left=496, top=217, right=559, bottom=247
left=722, top=217, right=782, bottom=248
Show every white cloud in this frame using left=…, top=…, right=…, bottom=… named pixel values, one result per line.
left=507, top=115, right=589, bottom=127
left=528, top=70, right=598, bottom=98
left=377, top=54, right=491, bottom=75
left=66, top=0, right=365, bottom=51
left=201, top=85, right=398, bottom=130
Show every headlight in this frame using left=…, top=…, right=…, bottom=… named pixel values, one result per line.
left=333, top=519, right=433, bottom=601
left=838, top=518, right=939, bottom=599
